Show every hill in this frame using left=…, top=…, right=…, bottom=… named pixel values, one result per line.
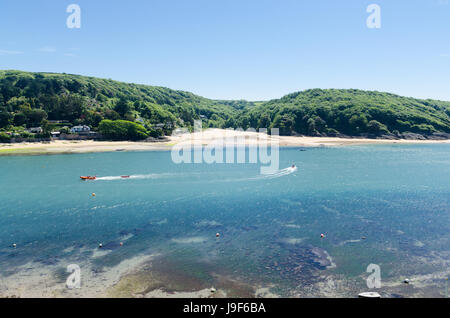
left=232, top=89, right=450, bottom=138
left=1, top=70, right=449, bottom=140
left=0, top=70, right=242, bottom=137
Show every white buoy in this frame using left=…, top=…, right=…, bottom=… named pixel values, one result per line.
left=216, top=233, right=220, bottom=238
left=358, top=292, right=381, bottom=298
left=99, top=243, right=103, bottom=248
left=12, top=243, right=17, bottom=248
left=210, top=288, right=216, bottom=293
left=404, top=279, right=410, bottom=284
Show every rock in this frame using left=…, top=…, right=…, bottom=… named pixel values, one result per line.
left=101, top=241, right=121, bottom=250
left=379, top=134, right=399, bottom=140
left=311, top=247, right=333, bottom=268
left=401, top=132, right=426, bottom=140
left=428, top=132, right=450, bottom=140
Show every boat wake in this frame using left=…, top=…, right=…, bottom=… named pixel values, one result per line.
left=95, top=173, right=172, bottom=181
left=89, top=167, right=297, bottom=183
left=259, top=166, right=298, bottom=179
left=247, top=166, right=298, bottom=181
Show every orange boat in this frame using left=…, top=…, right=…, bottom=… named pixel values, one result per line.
left=80, top=176, right=96, bottom=180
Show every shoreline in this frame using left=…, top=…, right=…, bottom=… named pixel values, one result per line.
left=1, top=249, right=445, bottom=298
left=1, top=128, right=449, bottom=156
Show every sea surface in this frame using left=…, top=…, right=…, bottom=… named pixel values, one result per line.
left=0, top=144, right=449, bottom=297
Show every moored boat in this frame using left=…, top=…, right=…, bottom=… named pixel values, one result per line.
left=358, top=292, right=381, bottom=298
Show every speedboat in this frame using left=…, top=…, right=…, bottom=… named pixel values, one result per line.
left=80, top=176, right=96, bottom=180
left=121, top=176, right=130, bottom=179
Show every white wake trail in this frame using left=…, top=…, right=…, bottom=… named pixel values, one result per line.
left=262, top=166, right=298, bottom=179
left=247, top=166, right=298, bottom=181
left=93, top=167, right=297, bottom=182
left=95, top=173, right=172, bottom=181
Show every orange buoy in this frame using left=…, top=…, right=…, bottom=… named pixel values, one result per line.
left=216, top=233, right=220, bottom=238
left=120, top=242, right=123, bottom=246
left=92, top=193, right=96, bottom=197
left=320, top=234, right=325, bottom=239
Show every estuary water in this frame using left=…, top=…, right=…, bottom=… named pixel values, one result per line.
left=0, top=144, right=449, bottom=297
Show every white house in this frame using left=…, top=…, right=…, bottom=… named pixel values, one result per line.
left=70, top=125, right=91, bottom=133
left=27, top=127, right=43, bottom=134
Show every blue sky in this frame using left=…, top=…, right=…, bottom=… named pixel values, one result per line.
left=0, top=0, right=449, bottom=101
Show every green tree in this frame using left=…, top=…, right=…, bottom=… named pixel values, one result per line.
left=367, top=120, right=389, bottom=135
left=13, top=112, right=27, bottom=126
left=0, top=110, right=13, bottom=128
left=98, top=120, right=148, bottom=141
left=114, top=98, right=132, bottom=117
left=0, top=132, right=11, bottom=142
left=104, top=109, right=121, bottom=120
left=24, top=109, right=48, bottom=127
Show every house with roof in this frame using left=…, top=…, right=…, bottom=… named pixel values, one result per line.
left=70, top=125, right=91, bottom=134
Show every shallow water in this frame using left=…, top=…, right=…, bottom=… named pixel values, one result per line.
left=0, top=144, right=449, bottom=297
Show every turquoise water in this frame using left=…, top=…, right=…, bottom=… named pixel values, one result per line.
left=0, top=144, right=449, bottom=296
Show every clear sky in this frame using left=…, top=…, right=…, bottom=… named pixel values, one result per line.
left=0, top=0, right=449, bottom=101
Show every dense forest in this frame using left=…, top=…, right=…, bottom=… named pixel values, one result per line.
left=232, top=89, right=450, bottom=138
left=1, top=70, right=449, bottom=141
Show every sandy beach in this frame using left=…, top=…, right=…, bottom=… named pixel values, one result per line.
left=1, top=129, right=449, bottom=156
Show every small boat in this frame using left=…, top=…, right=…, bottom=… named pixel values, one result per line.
left=121, top=175, right=130, bottom=179
left=358, top=292, right=381, bottom=298
left=80, top=176, right=96, bottom=180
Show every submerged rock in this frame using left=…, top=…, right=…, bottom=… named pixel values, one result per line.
left=262, top=244, right=336, bottom=284
left=311, top=247, right=335, bottom=269
left=241, top=225, right=258, bottom=232
left=38, top=256, right=59, bottom=266
left=102, top=241, right=122, bottom=250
